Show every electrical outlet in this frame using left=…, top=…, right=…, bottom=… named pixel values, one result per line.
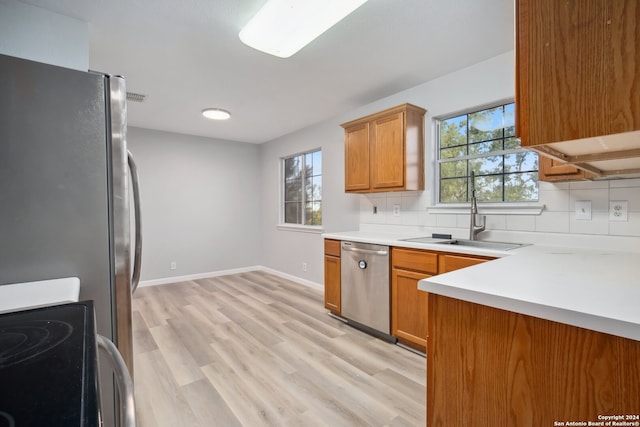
left=170, top=261, right=177, bottom=270
left=392, top=204, right=400, bottom=217
left=302, top=262, right=308, bottom=272
left=575, top=200, right=592, bottom=220
left=609, top=200, right=628, bottom=221
left=373, top=206, right=377, bottom=214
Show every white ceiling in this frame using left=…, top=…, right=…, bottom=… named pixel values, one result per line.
left=21, top=0, right=515, bottom=144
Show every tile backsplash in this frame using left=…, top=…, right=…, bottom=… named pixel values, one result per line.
left=359, top=178, right=640, bottom=237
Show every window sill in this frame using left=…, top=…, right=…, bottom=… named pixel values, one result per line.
left=427, top=203, right=545, bottom=216
left=277, top=224, right=324, bottom=233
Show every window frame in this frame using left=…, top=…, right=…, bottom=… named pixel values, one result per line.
left=434, top=100, right=539, bottom=206
left=279, top=148, right=323, bottom=232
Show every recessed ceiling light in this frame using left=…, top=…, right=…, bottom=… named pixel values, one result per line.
left=202, top=108, right=231, bottom=120
left=239, top=0, right=369, bottom=58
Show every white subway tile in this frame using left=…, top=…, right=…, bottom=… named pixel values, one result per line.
left=506, top=215, right=536, bottom=232
left=539, top=181, right=569, bottom=191
left=535, top=211, right=570, bottom=233
left=569, top=211, right=609, bottom=235
left=569, top=180, right=609, bottom=190
left=609, top=178, right=640, bottom=188
left=570, top=189, right=609, bottom=212
left=486, top=214, right=506, bottom=230
left=609, top=212, right=640, bottom=237
left=436, top=214, right=458, bottom=228
left=538, top=189, right=570, bottom=212
left=610, top=187, right=640, bottom=212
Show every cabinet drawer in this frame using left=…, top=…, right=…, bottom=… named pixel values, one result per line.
left=438, top=254, right=492, bottom=273
left=324, top=239, right=341, bottom=257
left=392, top=248, right=438, bottom=274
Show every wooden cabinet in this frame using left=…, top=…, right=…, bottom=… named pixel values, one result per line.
left=516, top=0, right=640, bottom=147
left=391, top=248, right=493, bottom=352
left=323, top=239, right=341, bottom=315
left=427, top=295, right=640, bottom=426
left=341, top=103, right=426, bottom=193
left=391, top=248, right=437, bottom=352
left=538, top=156, right=596, bottom=182
left=438, top=253, right=494, bottom=273
left=515, top=0, right=640, bottom=181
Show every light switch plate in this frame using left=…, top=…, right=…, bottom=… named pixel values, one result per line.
left=575, top=200, right=592, bottom=220
left=609, top=200, right=628, bottom=222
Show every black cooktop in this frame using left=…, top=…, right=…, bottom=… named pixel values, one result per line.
left=0, top=301, right=99, bottom=427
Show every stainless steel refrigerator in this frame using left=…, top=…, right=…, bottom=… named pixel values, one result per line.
left=0, top=53, right=142, bottom=426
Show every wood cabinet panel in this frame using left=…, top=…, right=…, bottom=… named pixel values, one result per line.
left=370, top=112, right=404, bottom=189
left=324, top=239, right=341, bottom=257
left=427, top=294, right=640, bottom=426
left=323, top=255, right=340, bottom=314
left=392, top=248, right=438, bottom=274
left=539, top=156, right=596, bottom=182
left=391, top=268, right=429, bottom=352
left=324, top=239, right=341, bottom=314
left=341, top=103, right=426, bottom=193
left=344, top=123, right=370, bottom=191
left=438, top=253, right=491, bottom=273
left=516, top=0, right=640, bottom=147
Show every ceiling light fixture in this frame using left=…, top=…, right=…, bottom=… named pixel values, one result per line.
left=202, top=108, right=231, bottom=120
left=239, top=0, right=369, bottom=58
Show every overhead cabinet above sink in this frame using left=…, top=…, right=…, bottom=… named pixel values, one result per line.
left=515, top=0, right=640, bottom=180
left=341, top=103, right=426, bottom=193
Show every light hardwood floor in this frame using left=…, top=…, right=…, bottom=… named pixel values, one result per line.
left=132, top=271, right=426, bottom=426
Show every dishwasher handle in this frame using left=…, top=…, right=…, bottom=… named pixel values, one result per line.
left=342, top=246, right=388, bottom=256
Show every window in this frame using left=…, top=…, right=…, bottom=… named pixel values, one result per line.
left=282, top=149, right=322, bottom=225
left=437, top=102, right=538, bottom=203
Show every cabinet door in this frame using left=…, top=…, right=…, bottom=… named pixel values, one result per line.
left=539, top=156, right=594, bottom=182
left=516, top=0, right=640, bottom=147
left=370, top=112, right=405, bottom=189
left=344, top=123, right=370, bottom=192
left=391, top=268, right=429, bottom=351
left=324, top=255, right=341, bottom=314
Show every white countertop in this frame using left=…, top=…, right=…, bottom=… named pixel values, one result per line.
left=0, top=277, right=80, bottom=314
left=323, top=231, right=640, bottom=341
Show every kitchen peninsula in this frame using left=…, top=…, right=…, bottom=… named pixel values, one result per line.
left=420, top=246, right=640, bottom=426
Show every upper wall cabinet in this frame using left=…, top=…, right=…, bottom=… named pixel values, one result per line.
left=341, top=103, right=426, bottom=193
left=516, top=0, right=640, bottom=180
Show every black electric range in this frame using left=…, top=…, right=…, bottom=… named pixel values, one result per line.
left=0, top=301, right=100, bottom=426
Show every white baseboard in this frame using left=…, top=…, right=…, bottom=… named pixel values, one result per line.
left=137, top=265, right=323, bottom=291
left=257, top=266, right=323, bottom=291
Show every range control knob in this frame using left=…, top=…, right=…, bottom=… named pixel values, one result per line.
left=358, top=260, right=367, bottom=269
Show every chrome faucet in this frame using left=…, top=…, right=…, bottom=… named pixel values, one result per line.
left=469, top=171, right=486, bottom=240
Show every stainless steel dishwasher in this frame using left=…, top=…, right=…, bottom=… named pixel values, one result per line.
left=340, top=241, right=394, bottom=341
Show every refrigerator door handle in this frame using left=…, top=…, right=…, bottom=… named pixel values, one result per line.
left=128, top=150, right=142, bottom=294
left=97, top=335, right=136, bottom=427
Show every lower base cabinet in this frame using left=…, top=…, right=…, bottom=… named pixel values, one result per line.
left=427, top=294, right=640, bottom=426
left=323, top=239, right=341, bottom=315
left=391, top=248, right=494, bottom=353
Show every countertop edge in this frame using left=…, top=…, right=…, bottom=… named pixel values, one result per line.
left=419, top=279, right=640, bottom=342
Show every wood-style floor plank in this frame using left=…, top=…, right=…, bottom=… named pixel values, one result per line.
left=132, top=271, right=426, bottom=426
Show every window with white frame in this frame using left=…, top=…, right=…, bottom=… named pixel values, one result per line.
left=282, top=149, right=322, bottom=225
left=437, top=102, right=539, bottom=203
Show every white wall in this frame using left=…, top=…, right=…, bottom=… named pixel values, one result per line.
left=0, top=0, right=88, bottom=70
left=128, top=127, right=261, bottom=281
left=258, top=121, right=360, bottom=285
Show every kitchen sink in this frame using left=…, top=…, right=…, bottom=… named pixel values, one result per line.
left=434, top=239, right=528, bottom=251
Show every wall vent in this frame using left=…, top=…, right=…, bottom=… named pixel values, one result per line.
left=126, top=92, right=147, bottom=103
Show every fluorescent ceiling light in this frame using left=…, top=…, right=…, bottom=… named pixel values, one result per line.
left=239, top=0, right=369, bottom=58
left=202, top=108, right=231, bottom=120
